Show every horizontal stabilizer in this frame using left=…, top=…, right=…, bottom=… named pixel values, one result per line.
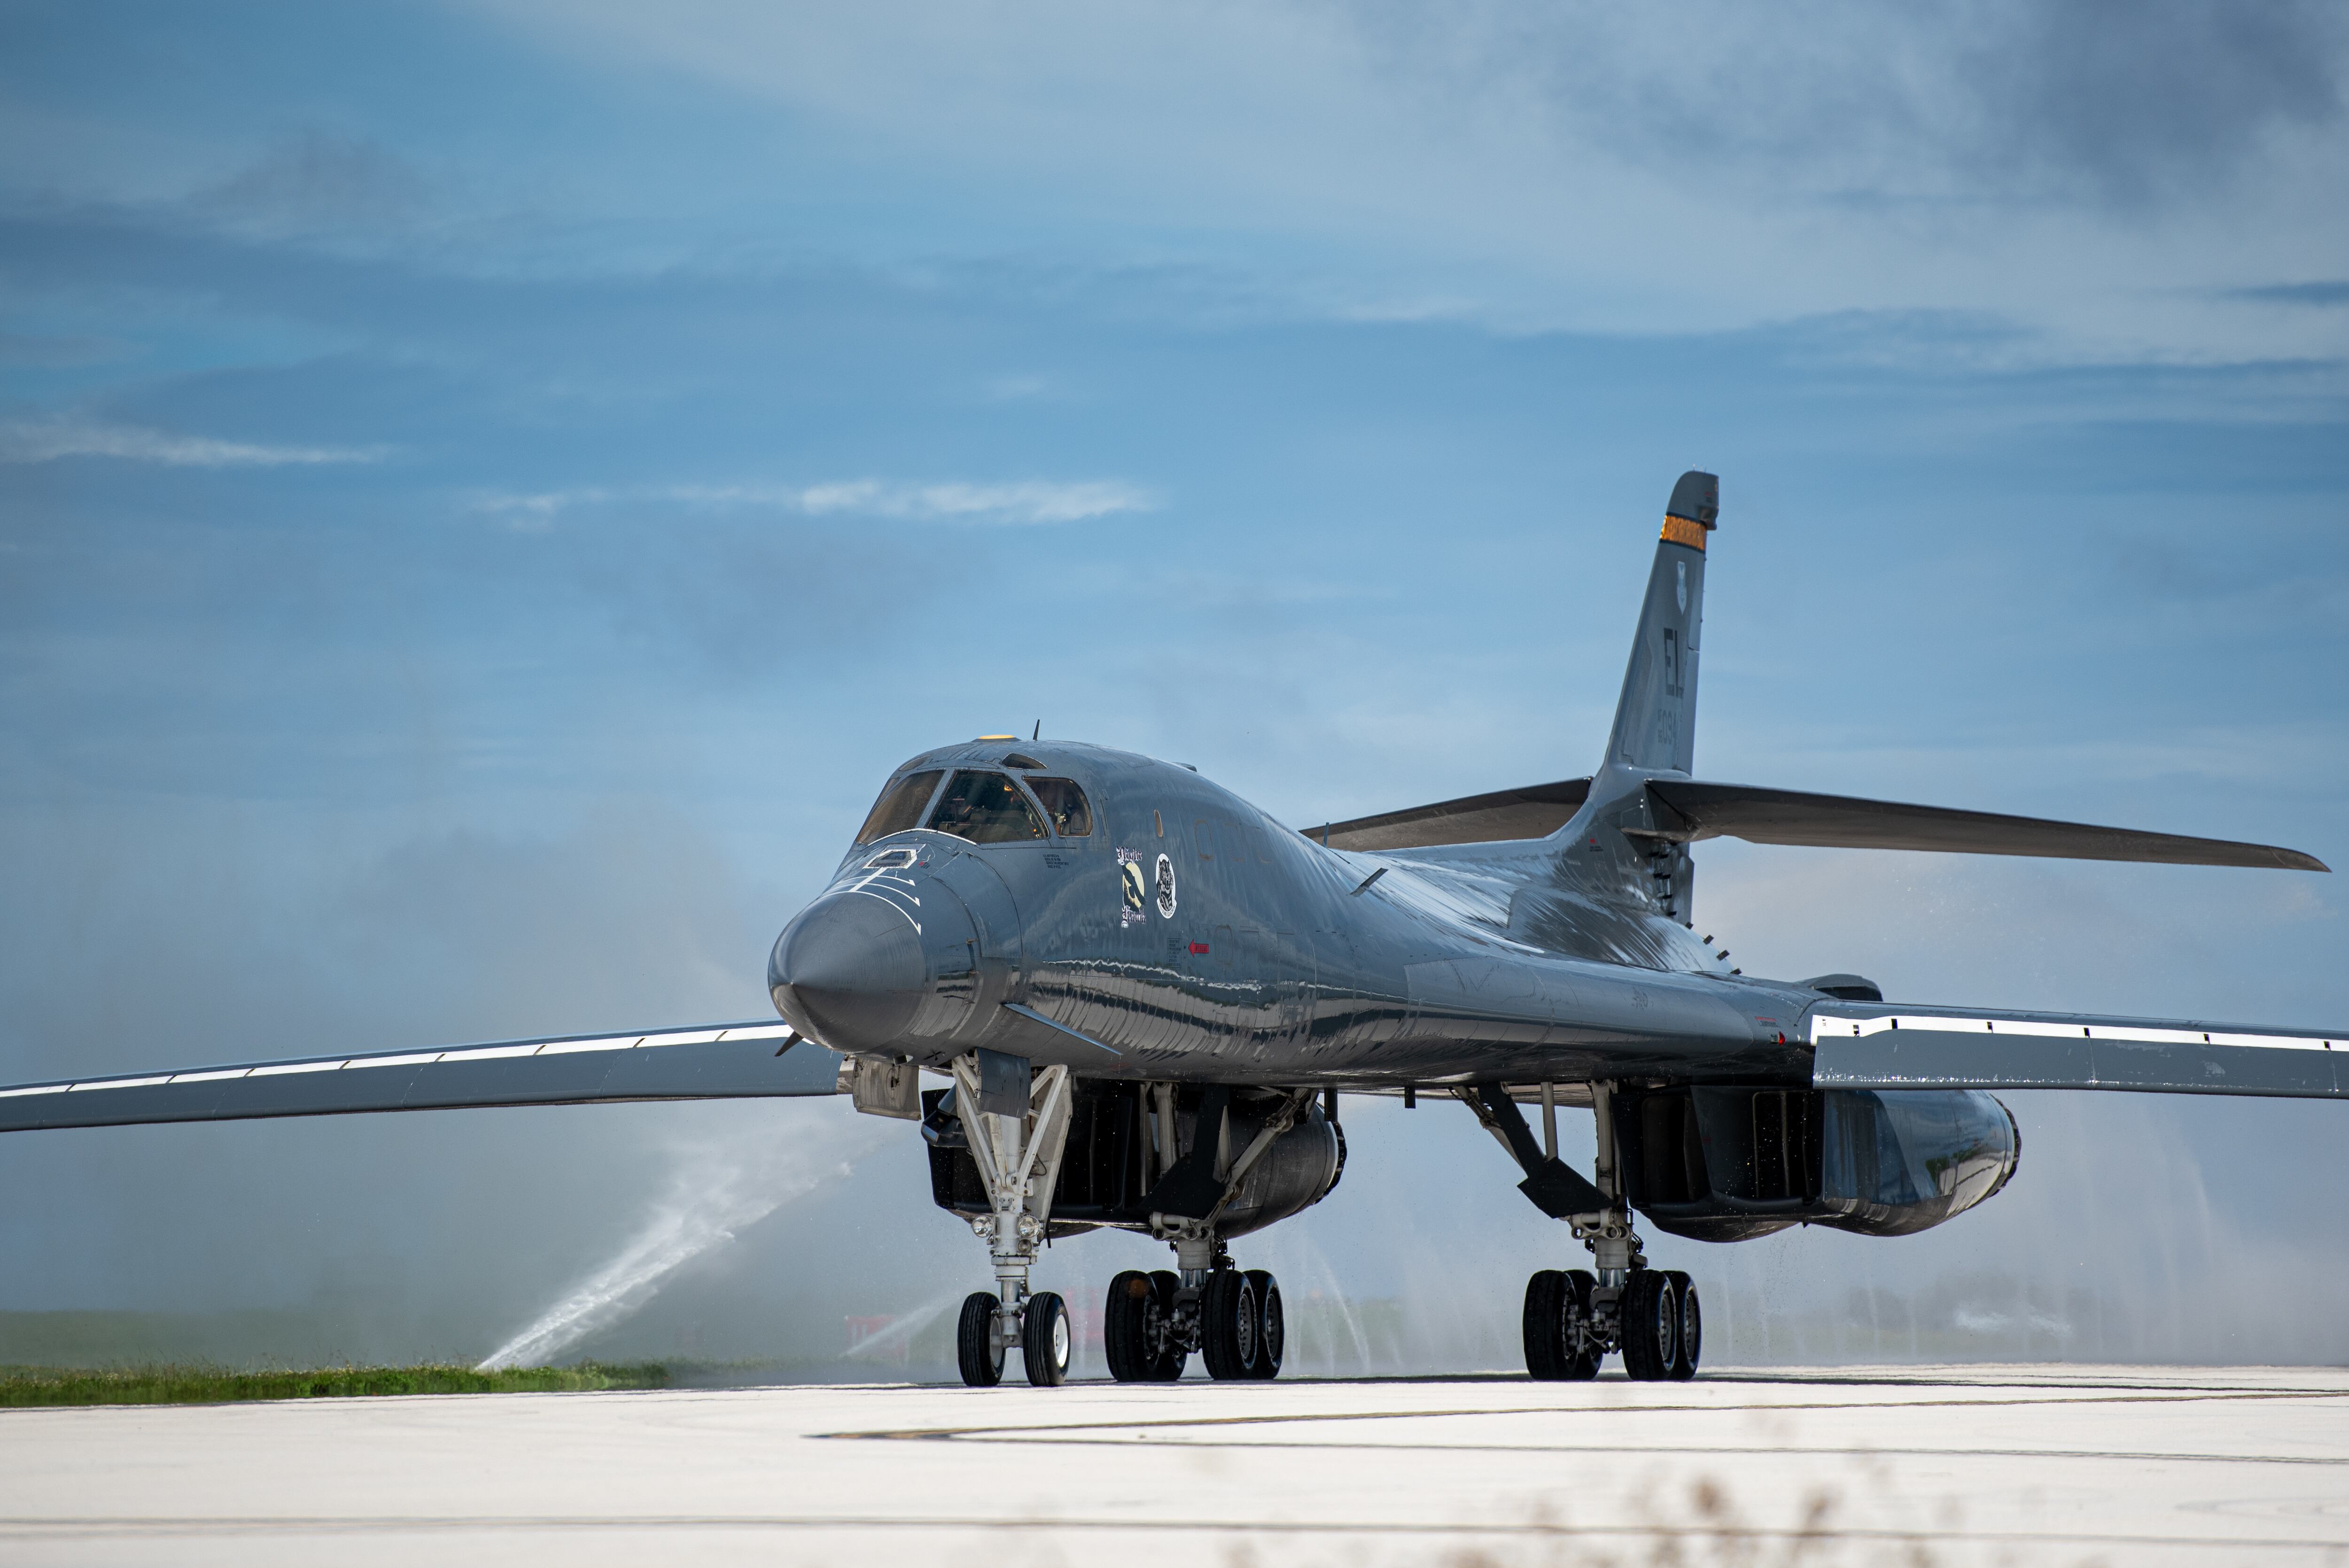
left=1310, top=778, right=1591, bottom=852
left=1641, top=780, right=2326, bottom=871
left=1809, top=1006, right=2348, bottom=1099
left=0, top=1021, right=839, bottom=1134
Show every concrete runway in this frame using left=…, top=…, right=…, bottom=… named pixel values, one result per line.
left=4, top=1366, right=2346, bottom=1566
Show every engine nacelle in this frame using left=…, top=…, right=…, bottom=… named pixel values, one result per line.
left=922, top=1081, right=1344, bottom=1239
left=1619, top=1084, right=2019, bottom=1242
left=1213, top=1095, right=1347, bottom=1238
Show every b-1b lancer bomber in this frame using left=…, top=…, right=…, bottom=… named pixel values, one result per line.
left=5, top=473, right=2337, bottom=1387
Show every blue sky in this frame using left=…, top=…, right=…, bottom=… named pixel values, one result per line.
left=2, top=1, right=2346, bottom=1365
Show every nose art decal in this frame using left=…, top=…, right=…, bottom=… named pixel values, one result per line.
left=1154, top=853, right=1178, bottom=919
left=844, top=864, right=923, bottom=934
left=1117, top=849, right=1148, bottom=927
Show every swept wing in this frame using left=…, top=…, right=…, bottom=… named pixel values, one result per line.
left=0, top=1021, right=836, bottom=1134
left=1643, top=781, right=2326, bottom=870
left=1809, top=1004, right=2346, bottom=1098
left=1316, top=776, right=2323, bottom=870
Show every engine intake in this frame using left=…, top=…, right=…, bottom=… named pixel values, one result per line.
left=922, top=1080, right=1344, bottom=1239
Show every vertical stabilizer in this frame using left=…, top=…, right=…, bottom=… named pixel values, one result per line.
left=1602, top=471, right=1716, bottom=776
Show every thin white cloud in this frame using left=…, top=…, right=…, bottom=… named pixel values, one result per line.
left=794, top=478, right=1152, bottom=523
left=478, top=478, right=1158, bottom=526
left=0, top=419, right=385, bottom=467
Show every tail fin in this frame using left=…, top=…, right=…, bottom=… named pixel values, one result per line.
left=1602, top=471, right=1716, bottom=775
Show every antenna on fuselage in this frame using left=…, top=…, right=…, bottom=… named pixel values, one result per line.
left=1032, top=720, right=1040, bottom=740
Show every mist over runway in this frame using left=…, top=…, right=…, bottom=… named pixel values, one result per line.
left=5, top=1366, right=2345, bottom=1566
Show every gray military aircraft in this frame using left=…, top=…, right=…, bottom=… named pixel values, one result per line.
left=5, top=471, right=2337, bottom=1389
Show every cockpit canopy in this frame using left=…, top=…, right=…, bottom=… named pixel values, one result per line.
left=928, top=770, right=1044, bottom=843
left=853, top=765, right=1094, bottom=846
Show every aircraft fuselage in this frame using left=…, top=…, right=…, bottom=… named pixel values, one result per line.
left=768, top=739, right=1819, bottom=1090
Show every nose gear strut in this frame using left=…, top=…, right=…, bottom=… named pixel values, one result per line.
left=949, top=1052, right=1074, bottom=1387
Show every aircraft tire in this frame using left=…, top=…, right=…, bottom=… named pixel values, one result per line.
left=1147, top=1271, right=1187, bottom=1380
left=1619, top=1270, right=1678, bottom=1382
left=1104, top=1271, right=1155, bottom=1382
left=1522, top=1269, right=1568, bottom=1380
left=957, top=1291, right=1004, bottom=1388
left=1562, top=1269, right=1602, bottom=1380
left=1200, top=1269, right=1260, bottom=1381
left=1022, top=1290, right=1072, bottom=1387
left=1665, top=1271, right=1700, bottom=1381
left=1245, top=1270, right=1283, bottom=1379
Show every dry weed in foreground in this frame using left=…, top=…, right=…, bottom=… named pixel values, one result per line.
left=1404, top=1475, right=1986, bottom=1568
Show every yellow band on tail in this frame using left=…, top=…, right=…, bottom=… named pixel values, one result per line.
left=1660, top=514, right=1708, bottom=550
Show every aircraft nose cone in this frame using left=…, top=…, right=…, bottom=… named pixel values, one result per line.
left=768, top=893, right=925, bottom=1053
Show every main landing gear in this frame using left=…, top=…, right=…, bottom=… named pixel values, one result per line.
left=1522, top=1262, right=1699, bottom=1382
left=1102, top=1250, right=1286, bottom=1382
left=1509, top=1081, right=1703, bottom=1383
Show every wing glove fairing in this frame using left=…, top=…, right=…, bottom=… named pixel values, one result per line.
left=0, top=1022, right=840, bottom=1134
left=1311, top=778, right=1593, bottom=852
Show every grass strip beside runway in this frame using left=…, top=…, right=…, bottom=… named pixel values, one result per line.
left=0, top=1362, right=670, bottom=1407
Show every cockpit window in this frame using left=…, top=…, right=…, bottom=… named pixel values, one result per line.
left=926, top=770, right=1046, bottom=845
left=1027, top=777, right=1092, bottom=837
left=855, top=770, right=942, bottom=844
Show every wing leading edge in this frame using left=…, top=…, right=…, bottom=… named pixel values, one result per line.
left=0, top=1022, right=840, bottom=1134
left=1809, top=1005, right=2349, bottom=1098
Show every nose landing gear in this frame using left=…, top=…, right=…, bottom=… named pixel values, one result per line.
left=948, top=1053, right=1076, bottom=1387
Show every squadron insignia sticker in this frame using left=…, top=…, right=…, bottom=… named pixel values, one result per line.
left=1675, top=559, right=1688, bottom=614
left=1117, top=848, right=1148, bottom=927
left=1154, top=853, right=1178, bottom=919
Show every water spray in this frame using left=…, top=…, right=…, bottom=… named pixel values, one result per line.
left=478, top=1114, right=881, bottom=1372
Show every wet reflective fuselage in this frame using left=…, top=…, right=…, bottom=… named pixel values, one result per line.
left=770, top=740, right=1824, bottom=1089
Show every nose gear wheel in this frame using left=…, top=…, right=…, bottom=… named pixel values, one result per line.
left=956, top=1291, right=1004, bottom=1388
left=1022, top=1291, right=1071, bottom=1387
